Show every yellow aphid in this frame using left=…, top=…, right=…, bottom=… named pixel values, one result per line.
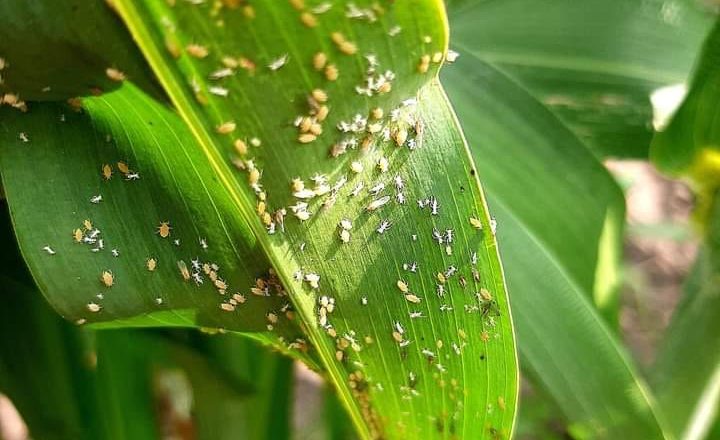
left=248, top=168, right=260, bottom=185
left=397, top=280, right=409, bottom=293
left=261, top=212, right=272, bottom=226
left=393, top=127, right=408, bottom=146
left=267, top=312, right=278, bottom=324
left=146, top=258, right=157, bottom=272
left=289, top=0, right=304, bottom=10
left=418, top=54, right=431, bottom=73
left=405, top=293, right=422, bottom=304
left=222, top=56, right=239, bottom=68
left=102, top=164, right=112, bottom=180
left=299, top=117, right=313, bottom=132
left=101, top=270, right=114, bottom=287
left=106, top=67, right=126, bottom=82
left=83, top=219, right=93, bottom=231
left=498, top=396, right=506, bottom=411
left=290, top=179, right=305, bottom=194
left=335, top=350, right=344, bottom=362
left=87, top=302, right=102, bottom=313
left=216, top=121, right=236, bottom=134
left=117, top=161, right=130, bottom=174
left=177, top=260, right=190, bottom=281
left=339, top=229, right=350, bottom=243
left=298, top=133, right=317, bottom=143
left=469, top=217, right=483, bottom=229
left=378, top=82, right=391, bottom=94
left=220, top=302, right=235, bottom=312
left=73, top=228, right=83, bottom=243
left=432, top=52, right=444, bottom=63
left=300, top=11, right=317, bottom=27
left=313, top=52, right=327, bottom=70
left=437, top=272, right=446, bottom=284
left=214, top=279, right=228, bottom=290
left=186, top=43, right=209, bottom=58
left=157, top=221, right=172, bottom=238
left=480, top=288, right=493, bottom=301
left=233, top=293, right=246, bottom=304
left=234, top=139, right=248, bottom=155
left=316, top=105, right=329, bottom=121
left=370, top=107, right=383, bottom=120
left=377, top=156, right=389, bottom=173
left=309, top=123, right=322, bottom=136
left=339, top=41, right=357, bottom=55
left=312, top=88, right=328, bottom=103
left=165, top=37, right=181, bottom=58
left=392, top=331, right=404, bottom=343
left=257, top=201, right=266, bottom=215
left=325, top=64, right=338, bottom=81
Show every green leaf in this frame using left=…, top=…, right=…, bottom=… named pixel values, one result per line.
left=650, top=191, right=720, bottom=440
left=111, top=0, right=518, bottom=437
left=2, top=0, right=519, bottom=438
left=447, top=0, right=716, bottom=159
left=443, top=57, right=669, bottom=437
left=0, top=86, right=314, bottom=363
left=0, top=0, right=161, bottom=101
left=650, top=20, right=720, bottom=196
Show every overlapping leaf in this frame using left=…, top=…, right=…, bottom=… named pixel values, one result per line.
left=443, top=57, right=669, bottom=437
left=447, top=0, right=716, bottom=159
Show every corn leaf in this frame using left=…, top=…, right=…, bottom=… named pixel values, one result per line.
left=1, top=0, right=519, bottom=437
left=443, top=57, right=669, bottom=438
left=447, top=0, right=716, bottom=159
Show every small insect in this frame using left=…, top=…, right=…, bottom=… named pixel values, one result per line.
left=403, top=262, right=417, bottom=272
left=87, top=302, right=102, bottom=313
left=96, top=239, right=104, bottom=250
left=42, top=245, right=56, bottom=255
left=313, top=52, right=327, bottom=70
left=469, top=217, right=483, bottom=230
left=102, top=164, right=112, bottom=180
left=220, top=303, right=235, bottom=312
left=100, top=270, right=114, bottom=287
left=410, top=311, right=425, bottom=319
left=397, top=280, right=409, bottom=293
left=19, top=132, right=29, bottom=143
left=305, top=272, right=320, bottom=289
left=216, top=121, right=236, bottom=134
left=199, top=238, right=208, bottom=250
left=366, top=195, right=390, bottom=211
left=376, top=220, right=391, bottom=234
left=396, top=192, right=406, bottom=204
left=351, top=182, right=364, bottom=197
left=377, top=156, right=389, bottom=173
left=369, top=182, right=385, bottom=195
left=268, top=54, right=289, bottom=71
left=445, top=266, right=457, bottom=278
left=177, top=260, right=191, bottom=281
left=361, top=296, right=368, bottom=305
left=339, top=229, right=351, bottom=243
left=471, top=251, right=478, bottom=266
left=146, top=258, right=157, bottom=271
left=490, top=218, right=498, bottom=235
left=430, top=198, right=439, bottom=215
left=436, top=284, right=445, bottom=297
left=111, top=249, right=119, bottom=257
left=90, top=195, right=103, bottom=204
left=155, top=297, right=163, bottom=305
left=432, top=228, right=444, bottom=244
left=445, top=229, right=454, bottom=243
left=173, top=239, right=181, bottom=246
left=192, top=272, right=204, bottom=285
left=388, top=25, right=402, bottom=36
left=157, top=221, right=171, bottom=238
left=186, top=43, right=209, bottom=58
left=405, top=293, right=422, bottom=304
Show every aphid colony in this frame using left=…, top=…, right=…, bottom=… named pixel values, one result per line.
left=128, top=0, right=506, bottom=426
